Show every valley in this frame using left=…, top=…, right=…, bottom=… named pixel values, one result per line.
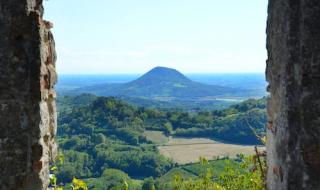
left=54, top=69, right=267, bottom=189
left=57, top=67, right=267, bottom=111
left=55, top=93, right=266, bottom=189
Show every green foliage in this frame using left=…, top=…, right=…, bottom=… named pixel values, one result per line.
left=169, top=156, right=265, bottom=190
left=58, top=95, right=266, bottom=145
left=72, top=178, right=88, bottom=190
left=163, top=122, right=173, bottom=135
left=159, top=168, right=196, bottom=182
left=49, top=153, right=65, bottom=189
left=57, top=150, right=92, bottom=182
left=116, top=96, right=235, bottom=112
left=56, top=95, right=267, bottom=188
left=58, top=97, right=174, bottom=183
left=217, top=155, right=265, bottom=190
left=170, top=158, right=224, bottom=190
left=171, top=98, right=267, bottom=144
left=143, top=131, right=169, bottom=145
left=142, top=177, right=156, bottom=190
left=181, top=158, right=233, bottom=177
left=57, top=94, right=98, bottom=114
left=84, top=168, right=140, bottom=190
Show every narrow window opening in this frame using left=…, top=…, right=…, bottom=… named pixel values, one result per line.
left=44, top=1, right=268, bottom=189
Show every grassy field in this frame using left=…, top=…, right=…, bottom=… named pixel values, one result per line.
left=158, top=137, right=265, bottom=164
left=160, top=168, right=196, bottom=181
left=180, top=159, right=238, bottom=177
left=143, top=130, right=169, bottom=145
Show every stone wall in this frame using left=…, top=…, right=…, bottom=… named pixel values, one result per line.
left=266, top=0, right=320, bottom=189
left=0, top=0, right=57, bottom=189
left=1, top=0, right=320, bottom=189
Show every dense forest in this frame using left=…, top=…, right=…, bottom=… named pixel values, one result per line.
left=58, top=94, right=266, bottom=143
left=56, top=94, right=267, bottom=189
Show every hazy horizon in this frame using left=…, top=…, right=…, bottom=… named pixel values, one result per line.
left=44, top=0, right=268, bottom=74
left=58, top=72, right=265, bottom=76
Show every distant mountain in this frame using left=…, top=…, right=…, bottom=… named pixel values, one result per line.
left=129, top=66, right=192, bottom=85
left=74, top=67, right=243, bottom=99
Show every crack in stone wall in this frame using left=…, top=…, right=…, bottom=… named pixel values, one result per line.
left=0, top=0, right=57, bottom=189
left=266, top=0, right=320, bottom=189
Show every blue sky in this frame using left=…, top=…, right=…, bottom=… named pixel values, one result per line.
left=44, top=0, right=268, bottom=74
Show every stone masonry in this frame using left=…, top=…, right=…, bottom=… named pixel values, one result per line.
left=0, top=0, right=57, bottom=189
left=1, top=0, right=320, bottom=189
left=266, top=0, right=320, bottom=189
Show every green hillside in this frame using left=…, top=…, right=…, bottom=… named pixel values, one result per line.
left=55, top=95, right=266, bottom=189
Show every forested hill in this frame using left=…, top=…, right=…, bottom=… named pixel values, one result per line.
left=57, top=94, right=266, bottom=185
left=129, top=66, right=192, bottom=85
left=73, top=67, right=248, bottom=98
left=58, top=94, right=266, bottom=145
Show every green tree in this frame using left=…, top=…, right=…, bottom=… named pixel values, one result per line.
left=142, top=177, right=156, bottom=190
left=163, top=122, right=173, bottom=136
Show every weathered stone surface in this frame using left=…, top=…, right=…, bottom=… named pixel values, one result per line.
left=266, top=0, right=320, bottom=189
left=1, top=0, right=320, bottom=189
left=0, top=0, right=57, bottom=189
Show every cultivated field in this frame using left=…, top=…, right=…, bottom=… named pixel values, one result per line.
left=158, top=137, right=265, bottom=164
